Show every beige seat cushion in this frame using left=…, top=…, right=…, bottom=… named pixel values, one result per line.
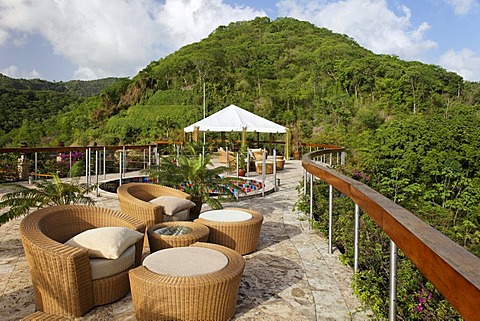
left=163, top=209, right=189, bottom=221
left=143, top=247, right=228, bottom=277
left=150, top=196, right=195, bottom=215
left=65, top=226, right=144, bottom=259
left=249, top=148, right=263, bottom=160
left=89, top=244, right=136, bottom=280
left=199, top=209, right=253, bottom=222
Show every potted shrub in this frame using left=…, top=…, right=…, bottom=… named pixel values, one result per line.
left=291, top=128, right=302, bottom=160
left=293, top=147, right=301, bottom=160
left=143, top=143, right=243, bottom=219
left=292, top=137, right=302, bottom=160
left=237, top=146, right=248, bottom=177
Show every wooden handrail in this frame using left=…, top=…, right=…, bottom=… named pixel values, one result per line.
left=303, top=149, right=480, bottom=321
left=0, top=145, right=156, bottom=154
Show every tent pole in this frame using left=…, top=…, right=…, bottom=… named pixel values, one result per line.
left=285, top=128, right=291, bottom=160
left=269, top=133, right=273, bottom=153
left=202, top=132, right=206, bottom=160
left=202, top=81, right=206, bottom=160
left=241, top=127, right=247, bottom=148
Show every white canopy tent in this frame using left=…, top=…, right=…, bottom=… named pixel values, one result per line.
left=184, top=104, right=290, bottom=157
left=184, top=104, right=287, bottom=134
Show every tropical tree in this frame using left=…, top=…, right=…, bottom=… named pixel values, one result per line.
left=143, top=143, right=243, bottom=211
left=0, top=173, right=95, bottom=225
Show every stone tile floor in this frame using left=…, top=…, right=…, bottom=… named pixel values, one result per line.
left=0, top=160, right=373, bottom=320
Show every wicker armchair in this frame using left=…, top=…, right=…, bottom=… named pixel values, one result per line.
left=217, top=148, right=236, bottom=167
left=249, top=148, right=267, bottom=161
left=19, top=205, right=145, bottom=318
left=217, top=148, right=235, bottom=163
left=117, top=183, right=192, bottom=232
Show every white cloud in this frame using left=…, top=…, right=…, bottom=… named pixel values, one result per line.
left=1, top=65, right=42, bottom=79
left=277, top=0, right=437, bottom=61
left=440, top=48, right=480, bottom=81
left=155, top=0, right=264, bottom=46
left=1, top=65, right=19, bottom=77
left=73, top=66, right=105, bottom=80
left=0, top=0, right=265, bottom=79
left=445, top=0, right=476, bottom=15
left=0, top=28, right=8, bottom=45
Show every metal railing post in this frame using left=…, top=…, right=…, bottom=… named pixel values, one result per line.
left=119, top=151, right=123, bottom=186
left=236, top=152, right=239, bottom=178
left=34, top=152, right=38, bottom=180
left=148, top=145, right=151, bottom=168
left=273, top=149, right=277, bottom=191
left=69, top=151, right=72, bottom=178
left=354, top=204, right=360, bottom=273
left=389, top=240, right=398, bottom=320
left=246, top=150, right=250, bottom=177
left=84, top=149, right=88, bottom=185
left=328, top=184, right=333, bottom=254
left=309, top=173, right=313, bottom=223
left=98, top=149, right=101, bottom=176
left=89, top=148, right=93, bottom=186
left=86, top=148, right=90, bottom=188
left=95, top=150, right=99, bottom=196
left=122, top=146, right=126, bottom=177
left=303, top=168, right=307, bottom=195
left=261, top=150, right=266, bottom=197
left=103, top=146, right=107, bottom=180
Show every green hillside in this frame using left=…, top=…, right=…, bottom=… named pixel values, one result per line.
left=2, top=17, right=478, bottom=147
left=78, top=16, right=478, bottom=146
left=0, top=75, right=122, bottom=145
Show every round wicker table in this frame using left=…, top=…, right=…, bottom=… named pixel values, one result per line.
left=147, top=221, right=210, bottom=252
left=194, top=208, right=263, bottom=255
left=129, top=242, right=245, bottom=321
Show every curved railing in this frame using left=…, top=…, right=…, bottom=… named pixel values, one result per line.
left=302, top=148, right=480, bottom=321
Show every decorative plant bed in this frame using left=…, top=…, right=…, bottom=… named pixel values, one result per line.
left=99, top=176, right=272, bottom=198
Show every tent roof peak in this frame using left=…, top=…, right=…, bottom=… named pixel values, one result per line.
left=184, top=104, right=287, bottom=134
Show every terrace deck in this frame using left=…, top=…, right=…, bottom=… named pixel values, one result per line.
left=0, top=160, right=372, bottom=320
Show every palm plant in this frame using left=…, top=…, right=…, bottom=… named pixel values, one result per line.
left=0, top=173, right=95, bottom=225
left=238, top=145, right=248, bottom=171
left=143, top=143, right=244, bottom=212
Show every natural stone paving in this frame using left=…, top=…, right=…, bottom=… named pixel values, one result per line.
left=0, top=160, right=372, bottom=320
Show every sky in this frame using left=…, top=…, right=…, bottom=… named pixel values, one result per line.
left=0, top=0, right=479, bottom=82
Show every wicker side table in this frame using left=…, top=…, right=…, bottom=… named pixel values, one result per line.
left=147, top=221, right=210, bottom=252
left=255, top=160, right=274, bottom=174
left=194, top=208, right=263, bottom=255
left=129, top=242, right=245, bottom=321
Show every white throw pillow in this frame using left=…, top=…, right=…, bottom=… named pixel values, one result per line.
left=65, top=227, right=143, bottom=259
left=149, top=196, right=195, bottom=215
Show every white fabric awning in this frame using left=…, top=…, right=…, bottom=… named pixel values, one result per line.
left=184, top=104, right=287, bottom=134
